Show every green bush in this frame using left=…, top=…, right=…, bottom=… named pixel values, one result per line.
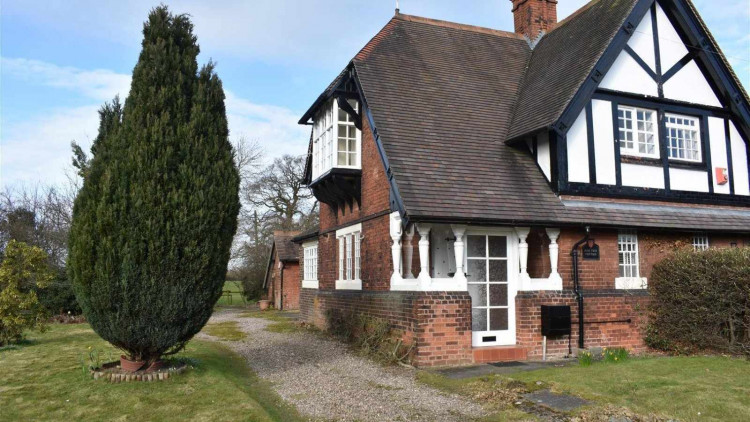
left=577, top=350, right=594, bottom=367
left=37, top=269, right=81, bottom=315
left=646, top=247, right=750, bottom=356
left=0, top=240, right=54, bottom=345
left=68, top=6, right=240, bottom=364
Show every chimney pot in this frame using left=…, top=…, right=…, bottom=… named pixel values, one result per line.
left=511, top=0, right=558, bottom=40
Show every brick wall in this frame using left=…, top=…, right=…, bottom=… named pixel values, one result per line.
left=516, top=291, right=650, bottom=359
left=300, top=289, right=473, bottom=366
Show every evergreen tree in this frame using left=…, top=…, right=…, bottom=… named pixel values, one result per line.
left=68, top=6, right=240, bottom=364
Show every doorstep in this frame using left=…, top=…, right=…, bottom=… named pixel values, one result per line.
left=473, top=345, right=528, bottom=363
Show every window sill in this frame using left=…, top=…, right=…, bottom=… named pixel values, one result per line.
left=302, top=280, right=319, bottom=289
left=615, top=277, right=648, bottom=290
left=335, top=279, right=362, bottom=290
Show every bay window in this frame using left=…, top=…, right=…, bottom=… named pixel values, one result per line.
left=311, top=98, right=361, bottom=180
left=618, top=106, right=658, bottom=158
left=666, top=114, right=701, bottom=162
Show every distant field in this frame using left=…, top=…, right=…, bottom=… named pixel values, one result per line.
left=216, top=280, right=247, bottom=307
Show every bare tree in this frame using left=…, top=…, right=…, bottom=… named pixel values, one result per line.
left=243, top=154, right=316, bottom=231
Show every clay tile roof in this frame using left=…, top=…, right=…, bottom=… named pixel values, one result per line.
left=273, top=231, right=301, bottom=262
left=508, top=0, right=639, bottom=139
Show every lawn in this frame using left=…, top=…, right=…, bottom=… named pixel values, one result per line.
left=0, top=324, right=301, bottom=422
left=419, top=356, right=750, bottom=422
left=215, top=280, right=247, bottom=307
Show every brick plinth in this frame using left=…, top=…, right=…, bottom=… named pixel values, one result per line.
left=300, top=289, right=473, bottom=367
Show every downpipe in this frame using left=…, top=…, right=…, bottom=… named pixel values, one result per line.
left=570, top=226, right=591, bottom=350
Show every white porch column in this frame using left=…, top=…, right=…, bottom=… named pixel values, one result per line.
left=546, top=228, right=562, bottom=283
left=403, top=225, right=415, bottom=279
left=389, top=212, right=403, bottom=284
left=416, top=223, right=431, bottom=288
left=515, top=227, right=531, bottom=287
left=451, top=225, right=468, bottom=290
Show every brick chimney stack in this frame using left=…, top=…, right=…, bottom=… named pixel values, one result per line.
left=510, top=0, right=558, bottom=40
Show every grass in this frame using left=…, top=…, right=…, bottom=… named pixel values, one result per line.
left=203, top=321, right=247, bottom=341
left=238, top=310, right=307, bottom=334
left=0, top=324, right=302, bottom=422
left=418, top=356, right=750, bottom=422
left=215, top=280, right=248, bottom=308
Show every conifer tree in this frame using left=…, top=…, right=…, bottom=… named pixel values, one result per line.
left=68, top=6, right=240, bottom=364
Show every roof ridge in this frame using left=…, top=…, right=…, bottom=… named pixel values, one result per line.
left=394, top=12, right=526, bottom=40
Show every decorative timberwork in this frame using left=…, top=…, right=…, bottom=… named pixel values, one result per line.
left=309, top=168, right=362, bottom=213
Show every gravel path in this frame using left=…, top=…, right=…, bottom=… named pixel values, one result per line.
left=199, top=308, right=486, bottom=422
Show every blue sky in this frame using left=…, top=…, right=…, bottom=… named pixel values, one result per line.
left=2, top=0, right=748, bottom=188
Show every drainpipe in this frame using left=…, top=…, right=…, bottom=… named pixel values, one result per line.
left=570, top=226, right=590, bottom=350
left=279, top=262, right=285, bottom=311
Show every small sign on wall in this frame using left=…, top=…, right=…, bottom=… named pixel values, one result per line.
left=582, top=239, right=600, bottom=261
left=715, top=167, right=728, bottom=185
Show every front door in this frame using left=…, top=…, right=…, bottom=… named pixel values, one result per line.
left=466, top=233, right=517, bottom=346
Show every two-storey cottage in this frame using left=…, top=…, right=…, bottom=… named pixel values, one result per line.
left=292, top=0, right=750, bottom=367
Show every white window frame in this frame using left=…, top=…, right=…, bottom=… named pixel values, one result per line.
left=336, top=223, right=362, bottom=290
left=302, top=241, right=319, bottom=289
left=665, top=113, right=702, bottom=163
left=618, top=105, right=659, bottom=159
left=311, top=99, right=361, bottom=180
left=616, top=230, right=647, bottom=289
left=692, top=235, right=709, bottom=251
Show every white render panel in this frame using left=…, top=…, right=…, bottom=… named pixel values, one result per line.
left=537, top=131, right=551, bottom=181
left=627, top=8, right=656, bottom=72
left=567, top=108, right=590, bottom=183
left=663, top=61, right=722, bottom=107
left=592, top=100, right=617, bottom=185
left=600, top=52, right=659, bottom=97
left=656, top=2, right=689, bottom=71
left=669, top=168, right=709, bottom=193
left=729, top=122, right=750, bottom=196
left=621, top=163, right=665, bottom=189
left=708, top=117, right=730, bottom=194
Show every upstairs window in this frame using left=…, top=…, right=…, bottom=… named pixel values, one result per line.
left=666, top=114, right=701, bottom=162
left=618, top=231, right=640, bottom=278
left=312, top=99, right=361, bottom=180
left=692, top=235, right=709, bottom=251
left=618, top=106, right=658, bottom=159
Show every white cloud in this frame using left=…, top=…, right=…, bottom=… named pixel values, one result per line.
left=0, top=59, right=308, bottom=187
left=1, top=57, right=132, bottom=101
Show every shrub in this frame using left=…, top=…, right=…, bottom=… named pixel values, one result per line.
left=646, top=247, right=750, bottom=356
left=0, top=240, right=54, bottom=345
left=68, top=6, right=240, bottom=364
left=326, top=309, right=414, bottom=365
left=37, top=269, right=81, bottom=315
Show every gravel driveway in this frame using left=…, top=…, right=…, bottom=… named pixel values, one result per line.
left=199, top=308, right=485, bottom=422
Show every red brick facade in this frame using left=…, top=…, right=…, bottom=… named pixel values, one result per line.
left=266, top=254, right=301, bottom=311
left=298, top=88, right=749, bottom=367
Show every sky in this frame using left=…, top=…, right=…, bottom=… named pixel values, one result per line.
left=2, top=0, right=749, bottom=188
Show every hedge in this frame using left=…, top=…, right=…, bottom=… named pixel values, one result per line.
left=646, top=247, right=750, bottom=356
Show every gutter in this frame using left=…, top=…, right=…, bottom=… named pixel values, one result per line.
left=570, top=226, right=591, bottom=350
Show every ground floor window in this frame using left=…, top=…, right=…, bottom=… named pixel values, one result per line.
left=618, top=231, right=639, bottom=278
left=336, top=223, right=362, bottom=289
left=303, top=242, right=318, bottom=288
left=692, top=235, right=709, bottom=251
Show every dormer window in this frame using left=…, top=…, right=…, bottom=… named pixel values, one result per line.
left=311, top=98, right=361, bottom=180
left=618, top=106, right=658, bottom=159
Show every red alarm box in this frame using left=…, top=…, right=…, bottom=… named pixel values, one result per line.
left=715, top=167, right=728, bottom=185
